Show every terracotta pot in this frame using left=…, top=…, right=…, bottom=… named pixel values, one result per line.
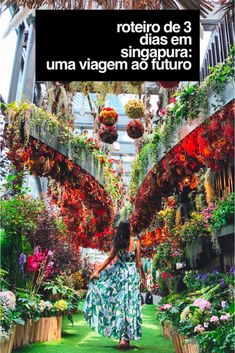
left=13, top=321, right=31, bottom=349
left=171, top=331, right=184, bottom=353
left=30, top=317, right=62, bottom=343
left=0, top=326, right=15, bottom=353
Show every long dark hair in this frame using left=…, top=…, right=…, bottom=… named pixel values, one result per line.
left=113, top=220, right=130, bottom=250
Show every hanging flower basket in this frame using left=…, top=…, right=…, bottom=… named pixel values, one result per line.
left=98, top=107, right=118, bottom=126
left=158, top=81, right=180, bottom=89
left=124, top=100, right=145, bottom=119
left=98, top=125, right=118, bottom=144
left=126, top=120, right=144, bottom=139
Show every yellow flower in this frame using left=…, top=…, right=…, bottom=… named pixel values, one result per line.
left=54, top=300, right=68, bottom=311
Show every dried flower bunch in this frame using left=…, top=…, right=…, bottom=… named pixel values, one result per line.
left=124, top=99, right=145, bottom=119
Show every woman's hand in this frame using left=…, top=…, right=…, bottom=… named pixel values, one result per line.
left=90, top=270, right=99, bottom=280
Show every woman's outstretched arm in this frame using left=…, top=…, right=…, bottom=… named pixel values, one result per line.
left=90, top=247, right=117, bottom=279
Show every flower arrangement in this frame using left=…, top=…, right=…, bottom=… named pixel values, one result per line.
left=98, top=125, right=118, bottom=144
left=131, top=99, right=234, bottom=236
left=126, top=120, right=144, bottom=139
left=124, top=99, right=145, bottom=119
left=98, top=107, right=118, bottom=126
left=158, top=81, right=180, bottom=89
left=19, top=246, right=54, bottom=294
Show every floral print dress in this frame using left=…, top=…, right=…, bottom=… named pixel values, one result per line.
left=83, top=245, right=142, bottom=341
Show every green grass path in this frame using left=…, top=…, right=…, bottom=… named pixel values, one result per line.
left=18, top=305, right=174, bottom=353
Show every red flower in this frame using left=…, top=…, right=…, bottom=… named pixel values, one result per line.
left=162, top=272, right=169, bottom=279
left=159, top=108, right=167, bottom=116
left=55, top=153, right=64, bottom=162
left=170, top=97, right=176, bottom=104
left=21, top=151, right=30, bottom=161
left=26, top=255, right=39, bottom=272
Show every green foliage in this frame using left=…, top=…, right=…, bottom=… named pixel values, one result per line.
left=42, top=276, right=81, bottom=312
left=0, top=179, right=44, bottom=288
left=210, top=193, right=234, bottom=231
left=174, top=212, right=212, bottom=268
left=129, top=140, right=154, bottom=197
left=197, top=324, right=235, bottom=353
left=15, top=290, right=42, bottom=323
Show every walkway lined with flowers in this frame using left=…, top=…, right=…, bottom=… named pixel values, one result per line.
left=17, top=305, right=174, bottom=353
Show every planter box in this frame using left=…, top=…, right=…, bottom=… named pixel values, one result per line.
left=0, top=327, right=15, bottom=353
left=171, top=331, right=184, bottom=353
left=185, top=342, right=199, bottom=353
left=13, top=321, right=31, bottom=349
left=161, top=323, right=172, bottom=339
left=30, top=316, right=62, bottom=343
left=178, top=335, right=199, bottom=353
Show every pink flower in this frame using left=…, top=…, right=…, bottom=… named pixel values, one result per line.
left=221, top=301, right=227, bottom=308
left=172, top=250, right=180, bottom=257
left=163, top=304, right=172, bottom=310
left=159, top=108, right=167, bottom=116
left=220, top=313, right=230, bottom=321
left=193, top=299, right=211, bottom=311
left=159, top=303, right=172, bottom=311
left=194, top=325, right=205, bottom=333
left=170, top=97, right=176, bottom=104
left=210, top=316, right=219, bottom=323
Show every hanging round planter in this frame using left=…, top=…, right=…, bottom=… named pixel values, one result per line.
left=124, top=100, right=145, bottom=119
left=98, top=107, right=118, bottom=126
left=158, top=81, right=180, bottom=89
left=126, top=120, right=144, bottom=139
left=98, top=125, right=118, bottom=144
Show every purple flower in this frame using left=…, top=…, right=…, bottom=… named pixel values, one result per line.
left=229, top=267, right=235, bottom=275
left=201, top=274, right=207, bottom=282
left=221, top=279, right=225, bottom=287
left=213, top=270, right=219, bottom=276
left=19, top=253, right=27, bottom=273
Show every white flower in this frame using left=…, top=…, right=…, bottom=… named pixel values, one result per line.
left=0, top=291, right=16, bottom=310
left=45, top=301, right=53, bottom=310
left=0, top=325, right=14, bottom=343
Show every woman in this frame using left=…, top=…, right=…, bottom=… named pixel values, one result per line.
left=84, top=220, right=146, bottom=350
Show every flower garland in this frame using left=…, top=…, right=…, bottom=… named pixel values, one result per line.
left=3, top=102, right=120, bottom=200
left=131, top=100, right=234, bottom=236
left=4, top=135, right=115, bottom=248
